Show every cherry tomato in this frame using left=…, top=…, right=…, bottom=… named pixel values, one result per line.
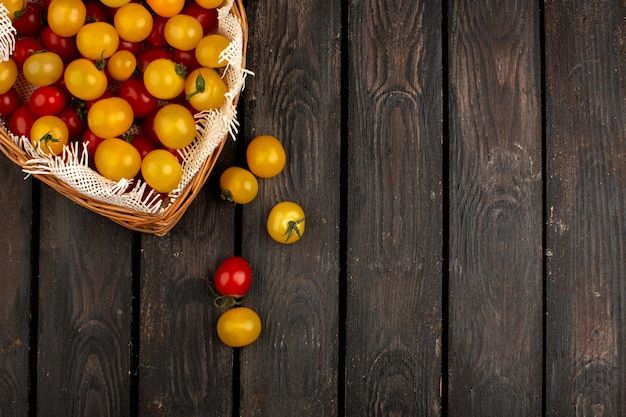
left=153, top=103, right=196, bottom=149
left=195, top=0, right=223, bottom=9
left=58, top=105, right=86, bottom=140
left=267, top=201, right=306, bottom=244
left=81, top=128, right=105, bottom=161
left=140, top=149, right=183, bottom=193
left=137, top=48, right=172, bottom=72
left=184, top=67, right=227, bottom=111
left=87, top=97, right=134, bottom=138
left=47, top=0, right=87, bottom=37
left=128, top=133, right=155, bottom=159
left=182, top=2, right=218, bottom=35
left=172, top=48, right=201, bottom=72
left=246, top=135, right=286, bottom=178
left=12, top=38, right=42, bottom=69
left=164, top=14, right=203, bottom=51
left=117, top=39, right=142, bottom=56
left=9, top=104, right=37, bottom=137
left=11, top=1, right=45, bottom=37
left=216, top=307, right=262, bottom=348
left=147, top=0, right=185, bottom=18
left=30, top=115, right=69, bottom=155
left=143, top=58, right=186, bottom=100
left=214, top=256, right=252, bottom=297
left=0, top=88, right=20, bottom=116
left=23, top=52, right=64, bottom=87
left=29, top=85, right=67, bottom=116
left=84, top=1, right=109, bottom=23
left=118, top=79, right=158, bottom=119
left=145, top=15, right=169, bottom=48
left=94, top=138, right=141, bottom=181
left=64, top=59, right=108, bottom=101
left=0, top=59, right=18, bottom=94
left=219, top=166, right=258, bottom=204
left=107, top=50, right=137, bottom=82
left=114, top=3, right=154, bottom=43
left=195, top=34, right=231, bottom=68
left=39, top=27, right=79, bottom=62
left=77, top=22, right=120, bottom=60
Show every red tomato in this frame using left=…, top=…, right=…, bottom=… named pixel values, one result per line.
left=172, top=48, right=200, bottom=72
left=9, top=104, right=37, bottom=136
left=118, top=79, right=158, bottom=118
left=214, top=256, right=252, bottom=298
left=84, top=1, right=109, bottom=23
left=12, top=38, right=42, bottom=69
left=182, top=2, right=218, bottom=35
left=29, top=85, right=67, bottom=116
left=117, top=39, right=142, bottom=55
left=128, top=133, right=155, bottom=159
left=140, top=109, right=160, bottom=146
left=11, top=1, right=45, bottom=37
left=137, top=48, right=172, bottom=72
left=81, top=128, right=105, bottom=162
left=145, top=15, right=168, bottom=48
left=0, top=88, right=20, bottom=116
left=39, top=27, right=79, bottom=62
left=58, top=106, right=86, bottom=140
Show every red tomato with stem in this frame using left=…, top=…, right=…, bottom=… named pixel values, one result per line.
left=84, top=1, right=109, bottom=23
left=172, top=48, right=201, bottom=72
left=11, top=1, right=45, bottom=37
left=12, top=38, right=42, bottom=69
left=58, top=106, right=86, bottom=140
left=40, top=27, right=79, bottom=62
left=214, top=256, right=253, bottom=298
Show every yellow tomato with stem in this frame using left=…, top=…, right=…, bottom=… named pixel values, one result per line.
left=267, top=201, right=306, bottom=244
left=219, top=167, right=258, bottom=204
left=30, top=116, right=69, bottom=155
left=184, top=67, right=227, bottom=111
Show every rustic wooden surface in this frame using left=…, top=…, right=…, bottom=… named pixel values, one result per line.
left=0, top=0, right=624, bottom=416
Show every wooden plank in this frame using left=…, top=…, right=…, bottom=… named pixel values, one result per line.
left=447, top=1, right=543, bottom=415
left=238, top=0, right=342, bottom=415
left=544, top=0, right=626, bottom=415
left=0, top=157, right=32, bottom=416
left=36, top=189, right=133, bottom=416
left=137, top=140, right=236, bottom=416
left=345, top=1, right=443, bottom=415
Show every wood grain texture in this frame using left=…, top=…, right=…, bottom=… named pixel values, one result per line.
left=345, top=1, right=443, bottom=415
left=36, top=188, right=133, bottom=417
left=544, top=0, right=626, bottom=415
left=447, top=1, right=543, bottom=415
left=0, top=158, right=32, bottom=417
left=239, top=0, right=342, bottom=415
left=138, top=140, right=236, bottom=417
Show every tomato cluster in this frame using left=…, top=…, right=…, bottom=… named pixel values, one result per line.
left=211, top=256, right=262, bottom=347
left=2, top=0, right=234, bottom=195
left=219, top=134, right=306, bottom=244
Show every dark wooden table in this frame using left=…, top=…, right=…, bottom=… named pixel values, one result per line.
left=1, top=0, right=625, bottom=416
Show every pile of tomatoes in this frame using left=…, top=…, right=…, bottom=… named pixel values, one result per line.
left=0, top=0, right=233, bottom=194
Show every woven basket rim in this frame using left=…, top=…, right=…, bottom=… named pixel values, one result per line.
left=0, top=0, right=248, bottom=236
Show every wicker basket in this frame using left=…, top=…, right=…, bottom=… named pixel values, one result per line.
left=0, top=0, right=248, bottom=236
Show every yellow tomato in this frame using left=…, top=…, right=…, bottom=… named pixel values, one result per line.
left=267, top=201, right=306, bottom=244
left=47, top=0, right=87, bottom=37
left=94, top=138, right=142, bottom=181
left=217, top=307, right=262, bottom=348
left=141, top=150, right=183, bottom=193
left=184, top=67, right=227, bottom=111
left=107, top=50, right=137, bottom=82
left=87, top=97, right=134, bottom=138
left=30, top=116, right=69, bottom=155
left=246, top=135, right=286, bottom=178
left=219, top=167, right=258, bottom=204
